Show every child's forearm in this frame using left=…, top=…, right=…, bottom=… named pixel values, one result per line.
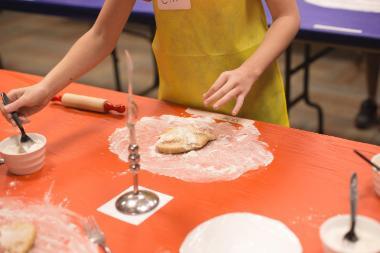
left=240, top=14, right=300, bottom=79
left=41, top=29, right=116, bottom=97
left=40, top=0, right=136, bottom=98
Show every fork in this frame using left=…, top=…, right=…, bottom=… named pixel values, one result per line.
left=83, top=216, right=112, bottom=253
left=1, top=92, right=34, bottom=153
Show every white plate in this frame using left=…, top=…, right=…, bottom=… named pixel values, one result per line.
left=180, top=212, right=302, bottom=253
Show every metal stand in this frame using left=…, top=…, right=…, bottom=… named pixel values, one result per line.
left=115, top=50, right=159, bottom=216
left=285, top=43, right=334, bottom=134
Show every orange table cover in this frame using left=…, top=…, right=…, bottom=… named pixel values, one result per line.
left=0, top=70, right=379, bottom=253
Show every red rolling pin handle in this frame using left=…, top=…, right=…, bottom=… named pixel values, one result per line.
left=51, top=95, right=62, bottom=102
left=104, top=102, right=126, bottom=113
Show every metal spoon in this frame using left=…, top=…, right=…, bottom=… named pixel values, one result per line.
left=1, top=92, right=34, bottom=153
left=343, top=172, right=359, bottom=243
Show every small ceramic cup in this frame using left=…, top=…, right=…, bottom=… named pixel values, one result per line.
left=320, top=215, right=380, bottom=253
left=0, top=133, right=46, bottom=175
left=371, top=153, right=380, bottom=197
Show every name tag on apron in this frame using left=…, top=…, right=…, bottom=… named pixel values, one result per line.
left=158, top=0, right=191, bottom=10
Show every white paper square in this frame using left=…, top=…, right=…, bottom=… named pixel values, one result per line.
left=97, top=186, right=173, bottom=226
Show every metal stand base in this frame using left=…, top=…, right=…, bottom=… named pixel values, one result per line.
left=115, top=190, right=159, bottom=215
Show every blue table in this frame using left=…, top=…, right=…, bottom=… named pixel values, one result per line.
left=1, top=0, right=379, bottom=132
left=2, top=0, right=377, bottom=48
left=0, top=0, right=380, bottom=47
left=294, top=0, right=380, bottom=49
left=0, top=0, right=154, bottom=24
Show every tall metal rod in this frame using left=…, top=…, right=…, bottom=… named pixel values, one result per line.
left=128, top=142, right=140, bottom=195
left=125, top=50, right=140, bottom=195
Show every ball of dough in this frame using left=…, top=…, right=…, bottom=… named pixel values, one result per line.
left=0, top=221, right=36, bottom=253
left=156, top=125, right=216, bottom=154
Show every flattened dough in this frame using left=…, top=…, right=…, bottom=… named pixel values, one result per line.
left=156, top=125, right=216, bottom=154
left=0, top=222, right=36, bottom=253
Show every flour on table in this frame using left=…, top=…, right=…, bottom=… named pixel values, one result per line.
left=109, top=115, right=273, bottom=182
left=0, top=198, right=98, bottom=253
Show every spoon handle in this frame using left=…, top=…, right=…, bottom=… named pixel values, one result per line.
left=350, top=173, right=358, bottom=232
left=354, top=149, right=380, bottom=172
left=1, top=93, right=25, bottom=133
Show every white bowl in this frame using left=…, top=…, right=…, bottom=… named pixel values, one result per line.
left=320, top=215, right=380, bottom=253
left=180, top=212, right=302, bottom=253
left=371, top=154, right=380, bottom=197
left=0, top=133, right=46, bottom=175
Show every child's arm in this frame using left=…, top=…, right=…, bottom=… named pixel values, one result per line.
left=2, top=0, right=136, bottom=122
left=203, top=0, right=300, bottom=116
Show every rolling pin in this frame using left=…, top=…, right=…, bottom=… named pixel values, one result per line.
left=51, top=93, right=126, bottom=113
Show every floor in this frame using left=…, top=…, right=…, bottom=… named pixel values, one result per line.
left=0, top=11, right=379, bottom=145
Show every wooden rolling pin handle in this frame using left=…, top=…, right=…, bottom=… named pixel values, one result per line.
left=104, top=102, right=126, bottom=113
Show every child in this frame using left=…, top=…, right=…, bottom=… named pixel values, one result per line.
left=1, top=0, right=299, bottom=126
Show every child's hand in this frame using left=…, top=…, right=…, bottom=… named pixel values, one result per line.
left=203, top=67, right=258, bottom=116
left=1, top=83, right=51, bottom=125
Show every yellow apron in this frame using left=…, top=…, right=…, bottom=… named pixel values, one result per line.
left=152, top=0, right=289, bottom=126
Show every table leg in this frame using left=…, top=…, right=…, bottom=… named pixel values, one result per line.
left=303, top=44, right=324, bottom=134
left=286, top=43, right=334, bottom=133
left=285, top=46, right=292, bottom=111
left=150, top=25, right=159, bottom=94
left=111, top=48, right=122, bottom=91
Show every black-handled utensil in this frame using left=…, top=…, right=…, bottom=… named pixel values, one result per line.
left=343, top=172, right=359, bottom=243
left=354, top=150, right=380, bottom=172
left=1, top=92, right=34, bottom=146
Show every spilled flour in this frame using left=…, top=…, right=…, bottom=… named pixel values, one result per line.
left=109, top=115, right=273, bottom=182
left=0, top=198, right=98, bottom=253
